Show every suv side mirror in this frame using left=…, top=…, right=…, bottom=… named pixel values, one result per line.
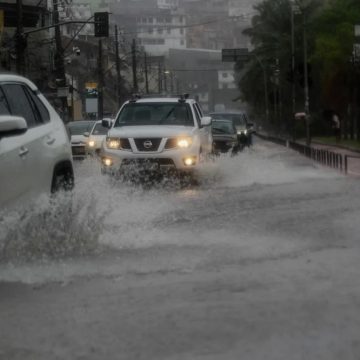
left=83, top=132, right=90, bottom=137
left=200, top=116, right=212, bottom=127
left=0, top=115, right=27, bottom=138
left=102, top=119, right=112, bottom=129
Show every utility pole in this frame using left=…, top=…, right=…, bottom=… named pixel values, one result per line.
left=164, top=68, right=168, bottom=92
left=291, top=4, right=296, bottom=139
left=70, top=75, right=74, bottom=121
left=131, top=39, right=138, bottom=93
left=144, top=52, right=149, bottom=94
left=53, top=0, right=67, bottom=120
left=16, top=0, right=25, bottom=74
left=98, top=39, right=104, bottom=119
left=170, top=72, right=174, bottom=93
left=303, top=12, right=310, bottom=146
left=115, top=25, right=122, bottom=107
left=158, top=62, right=162, bottom=93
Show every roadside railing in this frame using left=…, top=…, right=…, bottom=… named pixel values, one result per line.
left=287, top=141, right=343, bottom=171
left=344, top=155, right=360, bottom=175
left=255, top=133, right=351, bottom=174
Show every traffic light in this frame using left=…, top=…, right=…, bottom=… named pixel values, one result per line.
left=94, top=12, right=109, bottom=37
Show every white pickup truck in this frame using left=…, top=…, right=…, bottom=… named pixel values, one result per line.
left=100, top=95, right=213, bottom=178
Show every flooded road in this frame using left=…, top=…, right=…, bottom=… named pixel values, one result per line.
left=1, top=138, right=360, bottom=360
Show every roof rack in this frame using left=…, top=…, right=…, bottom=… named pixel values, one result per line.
left=129, top=93, right=142, bottom=103
left=129, top=93, right=191, bottom=102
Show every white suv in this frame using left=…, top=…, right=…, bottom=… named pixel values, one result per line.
left=101, top=95, right=212, bottom=176
left=0, top=74, right=74, bottom=207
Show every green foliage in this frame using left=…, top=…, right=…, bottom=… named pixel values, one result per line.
left=313, top=0, right=360, bottom=73
left=237, top=0, right=360, bottom=134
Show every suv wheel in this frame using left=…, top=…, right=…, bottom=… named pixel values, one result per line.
left=51, top=162, right=74, bottom=193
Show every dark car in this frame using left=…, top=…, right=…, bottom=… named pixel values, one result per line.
left=210, top=111, right=254, bottom=146
left=211, top=119, right=239, bottom=155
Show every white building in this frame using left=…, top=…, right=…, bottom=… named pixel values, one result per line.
left=218, top=70, right=236, bottom=90
left=58, top=2, right=93, bottom=38
left=137, top=10, right=187, bottom=56
left=157, top=0, right=179, bottom=9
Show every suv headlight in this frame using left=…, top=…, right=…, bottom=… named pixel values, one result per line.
left=88, top=140, right=96, bottom=148
left=106, top=137, right=121, bottom=149
left=177, top=137, right=193, bottom=148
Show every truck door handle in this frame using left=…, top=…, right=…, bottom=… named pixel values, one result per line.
left=19, top=147, right=29, bottom=157
left=46, top=137, right=56, bottom=145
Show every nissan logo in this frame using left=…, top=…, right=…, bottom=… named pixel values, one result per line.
left=143, top=140, right=153, bottom=149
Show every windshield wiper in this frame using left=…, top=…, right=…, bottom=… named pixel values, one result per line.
left=160, top=106, right=176, bottom=124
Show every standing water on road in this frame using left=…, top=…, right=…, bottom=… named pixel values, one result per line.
left=0, top=139, right=347, bottom=284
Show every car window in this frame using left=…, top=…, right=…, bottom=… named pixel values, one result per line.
left=91, top=123, right=108, bottom=135
left=2, top=84, right=37, bottom=127
left=115, top=102, right=194, bottom=127
left=192, top=104, right=201, bottom=127
left=194, top=103, right=203, bottom=117
left=0, top=87, right=10, bottom=115
left=25, top=90, right=50, bottom=124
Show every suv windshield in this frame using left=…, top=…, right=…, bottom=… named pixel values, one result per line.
left=115, top=102, right=194, bottom=127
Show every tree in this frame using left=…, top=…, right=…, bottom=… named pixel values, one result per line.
left=238, top=0, right=320, bottom=133
left=312, top=0, right=360, bottom=138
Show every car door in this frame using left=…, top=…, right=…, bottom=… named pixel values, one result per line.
left=2, top=83, right=54, bottom=200
left=0, top=86, right=30, bottom=206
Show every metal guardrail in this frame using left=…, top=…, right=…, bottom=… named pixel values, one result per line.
left=287, top=141, right=343, bottom=171
left=256, top=133, right=344, bottom=172
left=344, top=155, right=360, bottom=175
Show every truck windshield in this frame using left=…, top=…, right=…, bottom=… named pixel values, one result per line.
left=114, top=102, right=194, bottom=127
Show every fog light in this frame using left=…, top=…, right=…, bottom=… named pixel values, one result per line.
left=103, top=158, right=113, bottom=167
left=183, top=157, right=196, bottom=166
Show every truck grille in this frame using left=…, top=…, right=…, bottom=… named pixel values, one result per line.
left=134, top=138, right=162, bottom=152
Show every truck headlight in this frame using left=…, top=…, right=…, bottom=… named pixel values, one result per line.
left=106, top=137, right=121, bottom=149
left=88, top=140, right=96, bottom=147
left=177, top=137, right=192, bottom=148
